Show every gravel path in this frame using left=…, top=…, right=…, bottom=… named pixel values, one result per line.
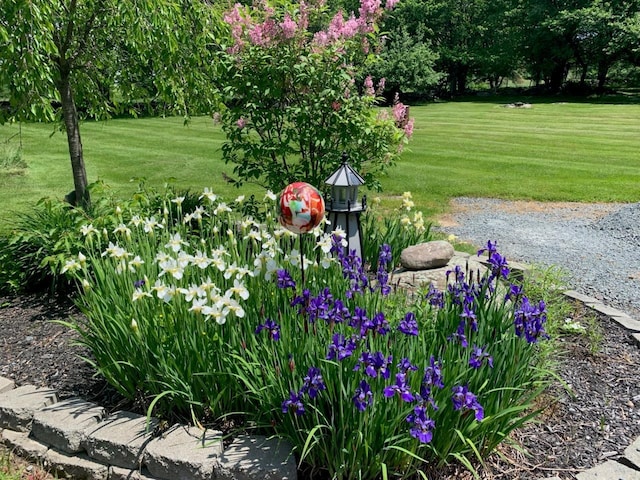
left=437, top=198, right=640, bottom=318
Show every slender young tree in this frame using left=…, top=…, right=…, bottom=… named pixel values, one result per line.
left=0, top=0, right=221, bottom=207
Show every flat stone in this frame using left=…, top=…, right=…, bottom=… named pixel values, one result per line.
left=31, top=397, right=105, bottom=453
left=0, top=376, right=15, bottom=393
left=393, top=251, right=487, bottom=292
left=591, top=303, right=628, bottom=318
left=625, top=436, right=640, bottom=469
left=217, top=435, right=297, bottom=480
left=0, top=384, right=57, bottom=432
left=575, top=459, right=640, bottom=479
left=633, top=333, right=640, bottom=347
left=84, top=410, right=158, bottom=470
left=1, top=428, right=48, bottom=461
left=607, top=313, right=640, bottom=332
left=400, top=240, right=454, bottom=270
left=45, top=448, right=109, bottom=480
left=144, top=425, right=223, bottom=480
left=109, top=466, right=157, bottom=480
left=562, top=290, right=602, bottom=306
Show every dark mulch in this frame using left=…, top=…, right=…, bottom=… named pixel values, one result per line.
left=1, top=294, right=639, bottom=480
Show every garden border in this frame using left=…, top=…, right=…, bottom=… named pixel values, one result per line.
left=0, top=254, right=639, bottom=480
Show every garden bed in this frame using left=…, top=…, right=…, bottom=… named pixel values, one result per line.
left=1, top=294, right=638, bottom=479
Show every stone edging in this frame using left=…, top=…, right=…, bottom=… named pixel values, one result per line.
left=0, top=385, right=296, bottom=480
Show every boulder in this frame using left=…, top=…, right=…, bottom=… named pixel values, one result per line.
left=400, top=241, right=454, bottom=271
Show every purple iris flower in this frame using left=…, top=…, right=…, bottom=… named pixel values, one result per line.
left=420, top=356, right=444, bottom=406
left=425, top=284, right=444, bottom=308
left=397, top=357, right=418, bottom=373
left=328, top=299, right=350, bottom=324
left=514, top=296, right=549, bottom=343
left=460, top=304, right=478, bottom=332
left=447, top=320, right=468, bottom=347
left=255, top=318, right=280, bottom=341
left=353, top=380, right=373, bottom=411
left=134, top=279, right=145, bottom=288
left=326, top=333, right=358, bottom=361
left=276, top=269, right=296, bottom=289
left=398, top=312, right=419, bottom=336
left=354, top=351, right=392, bottom=379
left=383, top=373, right=415, bottom=402
left=469, top=345, right=493, bottom=369
left=282, top=391, right=305, bottom=416
left=301, top=366, right=326, bottom=399
left=478, top=240, right=510, bottom=279
left=406, top=405, right=436, bottom=443
left=451, top=385, right=484, bottom=421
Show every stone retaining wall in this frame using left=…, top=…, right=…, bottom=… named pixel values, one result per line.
left=0, top=381, right=296, bottom=480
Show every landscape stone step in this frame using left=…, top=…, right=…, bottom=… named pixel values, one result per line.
left=626, top=436, right=640, bottom=470
left=0, top=384, right=57, bottom=432
left=144, top=424, right=224, bottom=480
left=575, top=459, right=640, bottom=479
left=84, top=410, right=158, bottom=470
left=31, top=397, right=105, bottom=453
left=0, top=379, right=297, bottom=479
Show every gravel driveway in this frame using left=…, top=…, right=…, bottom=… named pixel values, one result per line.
left=437, top=198, right=640, bottom=318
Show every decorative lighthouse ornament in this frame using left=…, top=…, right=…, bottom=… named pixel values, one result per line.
left=324, top=153, right=366, bottom=260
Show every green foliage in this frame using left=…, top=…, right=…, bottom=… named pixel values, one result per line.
left=371, top=26, right=442, bottom=96
left=217, top=0, right=412, bottom=193
left=361, top=192, right=432, bottom=269
left=63, top=187, right=553, bottom=478
left=0, top=143, right=26, bottom=173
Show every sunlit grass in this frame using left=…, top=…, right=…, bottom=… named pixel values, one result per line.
left=1, top=98, right=639, bottom=232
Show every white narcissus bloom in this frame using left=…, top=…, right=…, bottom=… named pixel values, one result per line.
left=264, top=190, right=277, bottom=201
left=172, top=196, right=185, bottom=206
left=199, top=277, right=217, bottom=292
left=179, top=284, right=206, bottom=302
left=316, top=233, right=333, bottom=254
left=224, top=297, right=245, bottom=318
left=77, top=252, right=87, bottom=268
left=234, top=195, right=245, bottom=204
left=224, top=263, right=239, bottom=280
left=130, top=215, right=143, bottom=227
left=244, top=229, right=262, bottom=242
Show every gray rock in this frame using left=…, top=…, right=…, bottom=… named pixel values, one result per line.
left=575, top=459, right=640, bottom=479
left=626, top=436, right=640, bottom=469
left=0, top=377, right=14, bottom=394
left=400, top=240, right=454, bottom=270
left=84, top=410, right=158, bottom=470
left=144, top=424, right=223, bottom=480
left=1, top=428, right=49, bottom=462
left=45, top=448, right=109, bottom=480
left=0, top=384, right=57, bottom=432
left=217, top=435, right=297, bottom=480
left=31, top=397, right=105, bottom=453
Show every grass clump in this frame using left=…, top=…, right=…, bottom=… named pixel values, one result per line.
left=54, top=187, right=556, bottom=479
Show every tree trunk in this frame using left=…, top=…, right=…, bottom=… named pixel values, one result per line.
left=57, top=68, right=90, bottom=208
left=597, top=60, right=610, bottom=93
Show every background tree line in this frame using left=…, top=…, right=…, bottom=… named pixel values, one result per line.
left=371, top=0, right=640, bottom=97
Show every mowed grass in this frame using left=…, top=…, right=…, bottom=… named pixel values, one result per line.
left=1, top=98, right=640, bottom=230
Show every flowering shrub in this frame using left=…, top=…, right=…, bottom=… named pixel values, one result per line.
left=217, top=0, right=413, bottom=193
left=63, top=188, right=551, bottom=479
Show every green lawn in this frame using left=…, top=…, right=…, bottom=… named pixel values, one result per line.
left=1, top=99, right=640, bottom=229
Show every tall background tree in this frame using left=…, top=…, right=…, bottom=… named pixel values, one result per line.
left=0, top=0, right=222, bottom=206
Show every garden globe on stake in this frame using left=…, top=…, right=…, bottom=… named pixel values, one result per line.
left=278, top=181, right=325, bottom=284
left=324, top=153, right=367, bottom=260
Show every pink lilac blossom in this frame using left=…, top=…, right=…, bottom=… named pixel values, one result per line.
left=236, top=117, right=246, bottom=129
left=393, top=100, right=408, bottom=127
left=280, top=13, right=297, bottom=39
left=364, top=75, right=375, bottom=96
left=376, top=77, right=386, bottom=94
left=249, top=19, right=277, bottom=46
left=385, top=0, right=399, bottom=9
left=403, top=117, right=415, bottom=138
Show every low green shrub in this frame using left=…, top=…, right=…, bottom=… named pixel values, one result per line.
left=62, top=188, right=553, bottom=479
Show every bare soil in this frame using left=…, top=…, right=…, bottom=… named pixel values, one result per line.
left=0, top=294, right=639, bottom=479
